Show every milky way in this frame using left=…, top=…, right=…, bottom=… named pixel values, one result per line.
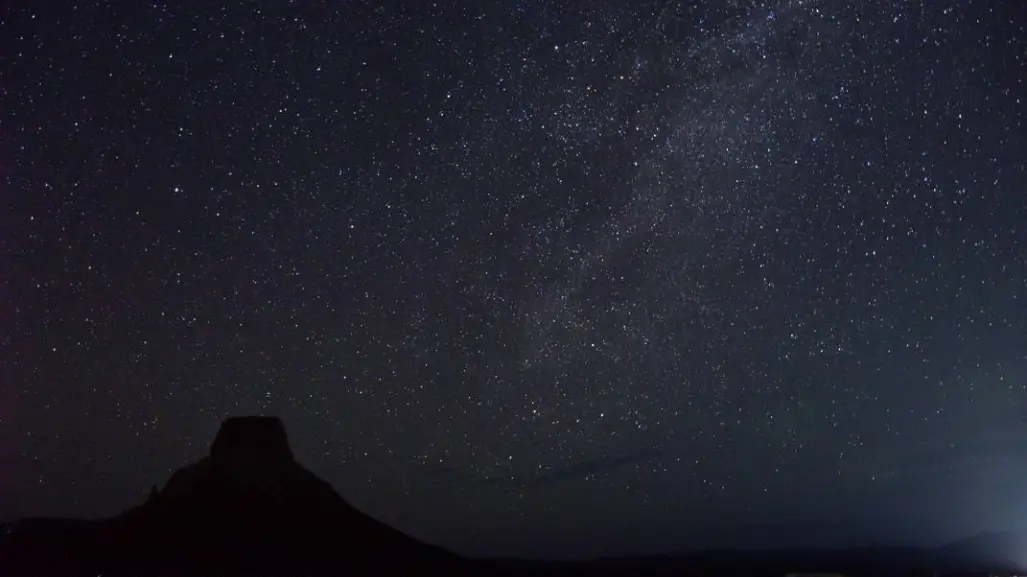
left=2, top=0, right=1025, bottom=559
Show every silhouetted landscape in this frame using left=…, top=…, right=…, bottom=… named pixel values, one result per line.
left=4, top=0, right=1025, bottom=574
left=1, top=416, right=1025, bottom=577
left=0, top=417, right=464, bottom=576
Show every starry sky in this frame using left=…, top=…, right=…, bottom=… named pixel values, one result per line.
left=2, top=0, right=1026, bottom=560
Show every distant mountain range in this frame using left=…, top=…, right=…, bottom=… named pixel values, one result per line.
left=1, top=416, right=1024, bottom=577
left=578, top=529, right=1027, bottom=576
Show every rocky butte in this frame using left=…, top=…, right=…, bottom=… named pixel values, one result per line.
left=0, top=416, right=470, bottom=577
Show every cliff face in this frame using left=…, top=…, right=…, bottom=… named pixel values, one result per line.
left=0, top=416, right=462, bottom=577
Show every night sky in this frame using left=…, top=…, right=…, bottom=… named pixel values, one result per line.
left=2, top=0, right=1026, bottom=560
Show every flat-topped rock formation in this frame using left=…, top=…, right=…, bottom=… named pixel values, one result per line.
left=210, top=415, right=294, bottom=462
left=0, top=416, right=466, bottom=577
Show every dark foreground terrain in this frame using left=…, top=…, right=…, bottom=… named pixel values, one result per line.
left=1, top=416, right=1023, bottom=577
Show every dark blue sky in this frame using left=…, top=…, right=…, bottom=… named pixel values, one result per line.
left=2, top=0, right=1025, bottom=559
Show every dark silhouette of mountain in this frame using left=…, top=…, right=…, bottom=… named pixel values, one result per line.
left=0, top=416, right=468, bottom=577
left=2, top=417, right=1025, bottom=576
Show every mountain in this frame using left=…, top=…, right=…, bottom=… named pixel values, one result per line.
left=0, top=416, right=468, bottom=577
left=3, top=417, right=1026, bottom=576
left=585, top=537, right=1027, bottom=576
left=935, top=530, right=1027, bottom=570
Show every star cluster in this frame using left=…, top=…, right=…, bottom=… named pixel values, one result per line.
left=2, top=0, right=1025, bottom=559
